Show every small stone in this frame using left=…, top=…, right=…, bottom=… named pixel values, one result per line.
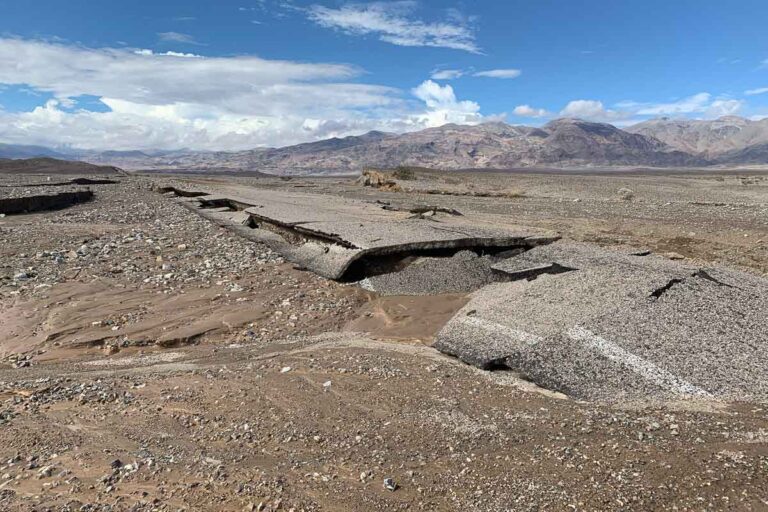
left=37, top=465, right=54, bottom=478
left=280, top=366, right=292, bottom=373
left=383, top=478, right=397, bottom=491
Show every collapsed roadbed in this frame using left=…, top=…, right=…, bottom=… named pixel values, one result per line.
left=157, top=184, right=768, bottom=405
left=436, top=242, right=768, bottom=403
left=0, top=178, right=119, bottom=188
left=159, top=185, right=559, bottom=280
left=0, top=190, right=94, bottom=215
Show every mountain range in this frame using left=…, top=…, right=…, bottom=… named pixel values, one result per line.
left=626, top=116, right=768, bottom=164
left=2, top=116, right=768, bottom=174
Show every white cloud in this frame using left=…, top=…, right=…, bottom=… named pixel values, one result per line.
left=513, top=105, right=549, bottom=118
left=745, top=87, right=768, bottom=96
left=0, top=38, right=386, bottom=113
left=134, top=49, right=202, bottom=58
left=705, top=99, right=743, bottom=117
left=552, top=93, right=747, bottom=123
left=559, top=100, right=624, bottom=121
left=306, top=2, right=480, bottom=53
left=158, top=32, right=202, bottom=45
left=629, top=92, right=713, bottom=116
left=410, top=80, right=482, bottom=127
left=557, top=94, right=745, bottom=123
left=616, top=93, right=744, bottom=119
left=473, top=69, right=521, bottom=79
left=430, top=69, right=464, bottom=80
left=0, top=38, right=489, bottom=150
left=431, top=68, right=523, bottom=80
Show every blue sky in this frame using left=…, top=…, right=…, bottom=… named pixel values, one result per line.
left=1, top=0, right=767, bottom=150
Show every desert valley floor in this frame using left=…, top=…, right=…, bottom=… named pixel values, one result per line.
left=0, top=168, right=767, bottom=511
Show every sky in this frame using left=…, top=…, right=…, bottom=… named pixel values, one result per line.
left=1, top=0, right=767, bottom=151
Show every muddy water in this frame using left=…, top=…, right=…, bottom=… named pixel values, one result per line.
left=343, top=292, right=469, bottom=343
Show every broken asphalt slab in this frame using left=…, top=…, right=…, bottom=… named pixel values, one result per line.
left=435, top=241, right=768, bottom=403
left=0, top=190, right=94, bottom=215
left=160, top=185, right=559, bottom=280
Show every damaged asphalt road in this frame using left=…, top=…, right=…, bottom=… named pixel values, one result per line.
left=159, top=184, right=558, bottom=280
left=435, top=242, right=768, bottom=402
left=156, top=178, right=768, bottom=405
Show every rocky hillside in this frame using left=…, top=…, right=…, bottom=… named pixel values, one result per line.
left=714, top=142, right=768, bottom=165
left=626, top=116, right=768, bottom=157
left=72, top=119, right=702, bottom=173
left=0, top=157, right=123, bottom=175
left=245, top=118, right=703, bottom=172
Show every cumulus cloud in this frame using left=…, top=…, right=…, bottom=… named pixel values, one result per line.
left=745, top=87, right=768, bottom=96
left=553, top=93, right=745, bottom=123
left=473, top=69, right=521, bottom=79
left=410, top=80, right=482, bottom=126
left=306, top=2, right=480, bottom=53
left=512, top=105, right=549, bottom=118
left=0, top=38, right=489, bottom=150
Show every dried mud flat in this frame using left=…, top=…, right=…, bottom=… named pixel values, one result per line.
left=0, top=172, right=767, bottom=511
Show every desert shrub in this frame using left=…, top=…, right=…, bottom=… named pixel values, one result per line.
left=392, top=166, right=418, bottom=180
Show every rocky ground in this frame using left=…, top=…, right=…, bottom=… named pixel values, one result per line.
left=0, top=172, right=766, bottom=511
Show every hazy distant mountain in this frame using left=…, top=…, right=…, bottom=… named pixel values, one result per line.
left=0, top=143, right=69, bottom=160
left=201, top=119, right=701, bottom=172
left=75, top=119, right=699, bottom=173
left=627, top=116, right=768, bottom=157
left=5, top=116, right=768, bottom=174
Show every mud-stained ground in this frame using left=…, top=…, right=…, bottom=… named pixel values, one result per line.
left=0, top=172, right=767, bottom=511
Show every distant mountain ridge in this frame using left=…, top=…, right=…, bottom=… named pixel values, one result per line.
left=626, top=116, right=768, bottom=157
left=3, top=116, right=768, bottom=174
left=0, top=143, right=69, bottom=160
left=79, top=118, right=706, bottom=173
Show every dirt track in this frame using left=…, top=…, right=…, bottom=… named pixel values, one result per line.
left=0, top=171, right=766, bottom=511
